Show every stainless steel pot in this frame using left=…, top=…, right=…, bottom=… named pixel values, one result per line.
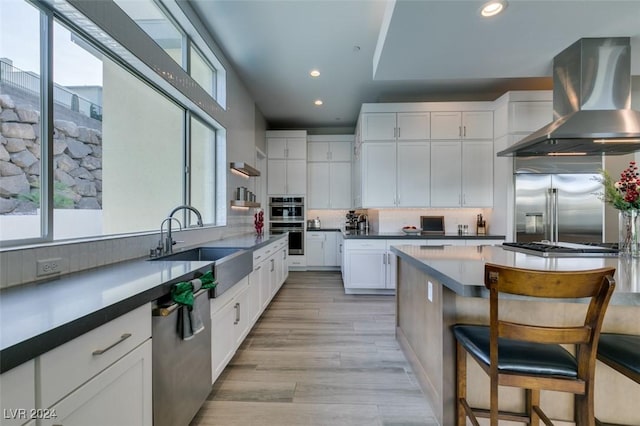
left=307, top=218, right=321, bottom=229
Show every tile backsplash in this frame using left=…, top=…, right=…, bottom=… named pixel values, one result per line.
left=0, top=216, right=253, bottom=289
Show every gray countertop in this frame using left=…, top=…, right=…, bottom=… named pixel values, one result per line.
left=0, top=233, right=286, bottom=373
left=391, top=244, right=640, bottom=306
left=343, top=230, right=505, bottom=240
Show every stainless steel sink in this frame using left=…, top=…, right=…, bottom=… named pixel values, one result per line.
left=151, top=247, right=253, bottom=297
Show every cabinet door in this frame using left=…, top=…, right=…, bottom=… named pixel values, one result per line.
left=211, top=299, right=237, bottom=381
left=280, top=247, right=289, bottom=283
left=430, top=141, right=462, bottom=207
left=306, top=232, right=325, bottom=266
left=462, top=111, right=493, bottom=139
left=337, top=233, right=344, bottom=270
left=41, top=340, right=152, bottom=426
left=329, top=162, right=351, bottom=209
left=362, top=142, right=397, bottom=207
left=0, top=360, right=35, bottom=426
left=324, top=232, right=338, bottom=266
left=397, top=112, right=430, bottom=140
left=267, top=138, right=287, bottom=159
left=248, top=265, right=263, bottom=323
left=361, top=113, right=396, bottom=141
left=286, top=159, right=307, bottom=194
left=307, top=163, right=330, bottom=208
left=430, top=112, right=462, bottom=139
left=267, top=159, right=287, bottom=194
left=397, top=142, right=430, bottom=207
left=286, top=137, right=307, bottom=159
left=329, top=141, right=352, bottom=161
left=308, top=142, right=330, bottom=161
left=345, top=250, right=387, bottom=289
left=462, top=141, right=494, bottom=207
left=259, top=259, right=272, bottom=310
left=234, top=284, right=250, bottom=345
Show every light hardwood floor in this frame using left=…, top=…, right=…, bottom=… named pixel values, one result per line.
left=191, top=271, right=437, bottom=426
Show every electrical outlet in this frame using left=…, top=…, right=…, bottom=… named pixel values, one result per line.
left=427, top=280, right=433, bottom=302
left=36, top=258, right=64, bottom=277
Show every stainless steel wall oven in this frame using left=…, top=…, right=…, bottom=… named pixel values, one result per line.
left=269, top=197, right=304, bottom=255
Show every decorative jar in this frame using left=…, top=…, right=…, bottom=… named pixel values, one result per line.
left=618, top=210, right=639, bottom=257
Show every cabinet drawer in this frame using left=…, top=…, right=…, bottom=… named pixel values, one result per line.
left=344, top=240, right=386, bottom=250
left=40, top=303, right=151, bottom=408
left=253, top=242, right=276, bottom=264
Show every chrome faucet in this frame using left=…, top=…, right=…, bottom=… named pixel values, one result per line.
left=357, top=213, right=369, bottom=231
left=164, top=205, right=204, bottom=254
left=156, top=217, right=182, bottom=256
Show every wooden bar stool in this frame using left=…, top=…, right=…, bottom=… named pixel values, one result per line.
left=452, top=263, right=616, bottom=426
left=595, top=333, right=640, bottom=426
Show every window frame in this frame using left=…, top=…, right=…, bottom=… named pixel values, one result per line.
left=0, top=0, right=226, bottom=248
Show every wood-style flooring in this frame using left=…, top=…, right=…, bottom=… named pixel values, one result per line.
left=191, top=271, right=437, bottom=426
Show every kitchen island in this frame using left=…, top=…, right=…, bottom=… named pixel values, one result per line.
left=391, top=244, right=639, bottom=426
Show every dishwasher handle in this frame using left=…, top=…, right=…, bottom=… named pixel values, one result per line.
left=153, top=288, right=209, bottom=316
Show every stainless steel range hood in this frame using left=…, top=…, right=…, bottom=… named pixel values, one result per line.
left=498, top=37, right=640, bottom=157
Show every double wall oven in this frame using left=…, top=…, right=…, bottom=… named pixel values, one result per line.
left=269, top=197, right=304, bottom=255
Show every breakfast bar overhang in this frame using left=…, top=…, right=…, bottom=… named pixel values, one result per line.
left=391, top=244, right=639, bottom=426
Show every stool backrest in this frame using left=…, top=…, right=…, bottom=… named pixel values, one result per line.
left=484, top=263, right=616, bottom=380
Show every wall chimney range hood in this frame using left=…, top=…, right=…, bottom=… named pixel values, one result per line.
left=498, top=37, right=640, bottom=157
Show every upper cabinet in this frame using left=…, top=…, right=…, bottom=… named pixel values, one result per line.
left=307, top=135, right=353, bottom=209
left=361, top=112, right=430, bottom=141
left=267, top=130, right=307, bottom=195
left=430, top=111, right=493, bottom=140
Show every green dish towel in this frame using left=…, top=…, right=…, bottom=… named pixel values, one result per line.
left=171, top=271, right=217, bottom=340
left=171, top=270, right=217, bottom=308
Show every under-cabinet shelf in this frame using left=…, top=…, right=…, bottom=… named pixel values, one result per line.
left=230, top=200, right=261, bottom=208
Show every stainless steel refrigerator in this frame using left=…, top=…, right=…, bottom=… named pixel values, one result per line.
left=514, top=157, right=604, bottom=243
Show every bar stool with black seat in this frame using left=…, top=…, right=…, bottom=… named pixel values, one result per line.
left=452, top=263, right=616, bottom=426
left=595, top=333, right=640, bottom=425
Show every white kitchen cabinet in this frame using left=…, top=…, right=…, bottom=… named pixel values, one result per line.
left=509, top=101, right=552, bottom=133
left=0, top=360, right=35, bottom=426
left=361, top=112, right=430, bottom=141
left=397, top=142, right=430, bottom=207
left=307, top=137, right=352, bottom=162
left=431, top=111, right=493, bottom=140
left=430, top=140, right=493, bottom=207
left=337, top=232, right=344, bottom=270
left=267, top=136, right=307, bottom=159
left=308, top=162, right=351, bottom=209
left=211, top=277, right=248, bottom=382
left=248, top=264, right=263, bottom=324
left=40, top=340, right=152, bottom=426
left=306, top=232, right=339, bottom=267
left=362, top=142, right=397, bottom=207
left=465, top=239, right=504, bottom=246
left=267, top=131, right=307, bottom=195
left=360, top=141, right=430, bottom=208
left=268, top=158, right=306, bottom=195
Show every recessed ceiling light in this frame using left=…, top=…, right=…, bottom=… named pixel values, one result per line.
left=314, top=99, right=323, bottom=106
left=310, top=69, right=320, bottom=77
left=480, top=0, right=507, bottom=17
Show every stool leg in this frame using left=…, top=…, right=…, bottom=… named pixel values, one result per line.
left=456, top=341, right=467, bottom=426
left=527, top=388, right=540, bottom=426
left=575, top=385, right=596, bottom=426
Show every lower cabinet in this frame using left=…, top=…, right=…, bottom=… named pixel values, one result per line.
left=211, top=238, right=289, bottom=383
left=40, top=340, right=152, bottom=426
left=211, top=277, right=249, bottom=383
left=0, top=360, right=35, bottom=426
left=306, top=231, right=339, bottom=268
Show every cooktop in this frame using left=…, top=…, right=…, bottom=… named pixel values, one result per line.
left=502, top=242, right=619, bottom=258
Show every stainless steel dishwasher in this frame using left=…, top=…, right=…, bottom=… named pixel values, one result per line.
left=152, top=288, right=211, bottom=426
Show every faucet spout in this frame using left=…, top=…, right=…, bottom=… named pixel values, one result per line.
left=164, top=205, right=204, bottom=254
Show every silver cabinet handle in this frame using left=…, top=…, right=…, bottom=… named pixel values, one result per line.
left=92, top=333, right=131, bottom=356
left=397, top=127, right=401, bottom=138
left=271, top=258, right=275, bottom=272
left=463, top=125, right=467, bottom=137
left=234, top=302, right=240, bottom=324
left=459, top=126, right=462, bottom=137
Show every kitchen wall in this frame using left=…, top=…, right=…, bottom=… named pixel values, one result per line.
left=0, top=2, right=266, bottom=289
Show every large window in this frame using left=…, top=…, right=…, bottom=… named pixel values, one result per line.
left=0, top=0, right=42, bottom=241
left=113, top=0, right=184, bottom=66
left=190, top=44, right=216, bottom=98
left=0, top=0, right=223, bottom=245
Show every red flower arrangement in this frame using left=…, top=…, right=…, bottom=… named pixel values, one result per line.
left=254, top=209, right=264, bottom=236
left=600, top=161, right=640, bottom=211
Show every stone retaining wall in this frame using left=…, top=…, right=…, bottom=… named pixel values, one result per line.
left=0, top=92, right=103, bottom=214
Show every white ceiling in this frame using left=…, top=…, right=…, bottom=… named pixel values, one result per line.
left=186, top=0, right=640, bottom=131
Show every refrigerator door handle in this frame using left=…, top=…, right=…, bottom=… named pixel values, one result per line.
left=547, top=188, right=559, bottom=242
